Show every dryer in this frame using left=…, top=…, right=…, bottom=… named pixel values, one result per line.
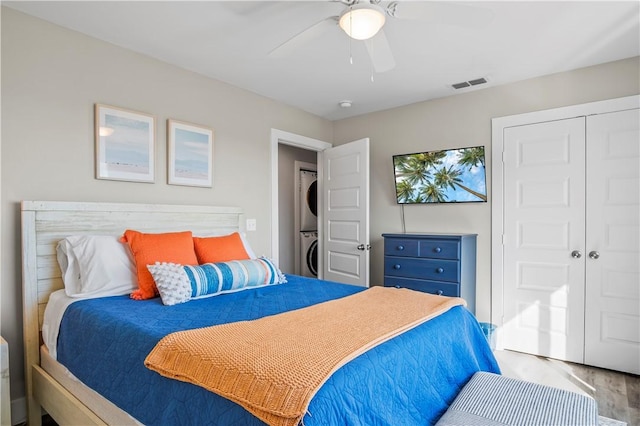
left=299, top=169, right=317, bottom=232
left=300, top=231, right=318, bottom=278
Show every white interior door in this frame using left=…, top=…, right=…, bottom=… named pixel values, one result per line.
left=584, top=109, right=640, bottom=374
left=321, top=138, right=370, bottom=287
left=502, top=117, right=586, bottom=363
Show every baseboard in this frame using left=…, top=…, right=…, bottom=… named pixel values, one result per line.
left=11, top=396, right=26, bottom=425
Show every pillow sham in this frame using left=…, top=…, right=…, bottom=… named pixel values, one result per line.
left=120, top=230, right=198, bottom=300
left=193, top=232, right=256, bottom=264
left=56, top=235, right=137, bottom=298
left=147, top=257, right=287, bottom=306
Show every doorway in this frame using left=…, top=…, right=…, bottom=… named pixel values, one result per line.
left=271, top=129, right=372, bottom=287
left=270, top=129, right=331, bottom=276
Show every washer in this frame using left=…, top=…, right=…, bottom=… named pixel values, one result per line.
left=300, top=231, right=318, bottom=278
left=299, top=169, right=317, bottom=232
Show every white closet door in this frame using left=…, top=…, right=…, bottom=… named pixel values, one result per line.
left=502, top=117, right=586, bottom=363
left=584, top=109, right=640, bottom=374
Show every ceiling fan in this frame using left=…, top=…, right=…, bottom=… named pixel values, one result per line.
left=269, top=0, right=493, bottom=73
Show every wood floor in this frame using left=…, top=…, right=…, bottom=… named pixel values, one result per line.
left=495, top=350, right=639, bottom=425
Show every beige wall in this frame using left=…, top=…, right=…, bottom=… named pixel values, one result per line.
left=333, top=56, right=640, bottom=322
left=0, top=8, right=333, bottom=410
left=2, top=5, right=640, bottom=419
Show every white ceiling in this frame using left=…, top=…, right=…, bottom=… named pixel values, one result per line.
left=6, top=1, right=639, bottom=121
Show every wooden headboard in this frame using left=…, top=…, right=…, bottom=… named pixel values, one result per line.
left=21, top=200, right=244, bottom=424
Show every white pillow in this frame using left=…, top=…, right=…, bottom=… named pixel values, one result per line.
left=56, top=235, right=137, bottom=298
left=56, top=239, right=82, bottom=296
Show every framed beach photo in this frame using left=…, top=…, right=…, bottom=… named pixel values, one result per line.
left=167, top=119, right=214, bottom=188
left=95, top=104, right=155, bottom=183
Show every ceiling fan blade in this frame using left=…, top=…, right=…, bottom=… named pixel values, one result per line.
left=269, top=17, right=338, bottom=58
left=365, top=29, right=396, bottom=73
left=389, top=1, right=493, bottom=29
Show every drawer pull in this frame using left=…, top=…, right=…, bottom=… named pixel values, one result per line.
left=434, top=247, right=442, bottom=253
left=436, top=267, right=444, bottom=273
left=396, top=245, right=404, bottom=251
left=393, top=264, right=401, bottom=270
left=437, top=290, right=444, bottom=296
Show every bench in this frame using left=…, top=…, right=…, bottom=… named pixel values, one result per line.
left=436, top=371, right=599, bottom=426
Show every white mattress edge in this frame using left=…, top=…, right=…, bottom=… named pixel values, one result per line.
left=42, top=289, right=78, bottom=359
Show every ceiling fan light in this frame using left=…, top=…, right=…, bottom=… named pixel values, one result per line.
left=339, top=4, right=386, bottom=41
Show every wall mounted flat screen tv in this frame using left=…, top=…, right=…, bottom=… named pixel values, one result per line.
left=393, top=145, right=487, bottom=204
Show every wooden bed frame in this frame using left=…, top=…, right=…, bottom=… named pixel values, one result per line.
left=21, top=201, right=245, bottom=426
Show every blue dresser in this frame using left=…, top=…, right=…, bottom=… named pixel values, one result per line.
left=382, top=233, right=477, bottom=314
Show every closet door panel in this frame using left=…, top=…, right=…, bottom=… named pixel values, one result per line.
left=585, top=109, right=640, bottom=374
left=502, top=117, right=586, bottom=363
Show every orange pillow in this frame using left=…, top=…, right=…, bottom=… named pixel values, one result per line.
left=193, top=232, right=251, bottom=264
left=120, top=230, right=198, bottom=300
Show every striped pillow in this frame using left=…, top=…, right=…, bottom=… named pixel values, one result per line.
left=148, top=257, right=287, bottom=306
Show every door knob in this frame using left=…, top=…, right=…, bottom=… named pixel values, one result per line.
left=357, top=244, right=365, bottom=251
left=571, top=250, right=582, bottom=259
left=589, top=251, right=600, bottom=260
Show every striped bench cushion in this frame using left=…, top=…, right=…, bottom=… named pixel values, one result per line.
left=436, top=372, right=598, bottom=426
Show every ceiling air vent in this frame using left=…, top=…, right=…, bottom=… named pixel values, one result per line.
left=452, top=81, right=471, bottom=89
left=451, top=77, right=488, bottom=90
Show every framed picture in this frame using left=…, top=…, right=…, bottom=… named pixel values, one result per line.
left=95, top=104, right=155, bottom=183
left=167, top=119, right=214, bottom=187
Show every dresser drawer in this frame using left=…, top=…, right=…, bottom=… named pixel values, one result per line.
left=384, top=238, right=420, bottom=257
left=384, top=238, right=460, bottom=260
left=418, top=240, right=460, bottom=260
left=384, top=277, right=460, bottom=297
left=384, top=257, right=460, bottom=282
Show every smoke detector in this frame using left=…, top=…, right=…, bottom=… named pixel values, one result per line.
left=339, top=100, right=353, bottom=108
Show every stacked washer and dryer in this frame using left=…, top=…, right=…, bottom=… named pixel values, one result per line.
left=299, top=169, right=318, bottom=277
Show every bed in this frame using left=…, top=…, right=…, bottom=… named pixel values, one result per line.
left=22, top=200, right=500, bottom=426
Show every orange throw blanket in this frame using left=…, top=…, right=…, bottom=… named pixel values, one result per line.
left=145, top=286, right=466, bottom=426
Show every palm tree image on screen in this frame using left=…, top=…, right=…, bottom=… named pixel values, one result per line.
left=393, top=146, right=487, bottom=204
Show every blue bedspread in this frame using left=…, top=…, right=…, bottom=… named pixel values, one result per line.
left=57, top=276, right=500, bottom=425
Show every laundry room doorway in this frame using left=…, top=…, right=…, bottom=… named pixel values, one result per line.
left=275, top=142, right=318, bottom=275
left=271, top=129, right=371, bottom=287
left=273, top=131, right=327, bottom=276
